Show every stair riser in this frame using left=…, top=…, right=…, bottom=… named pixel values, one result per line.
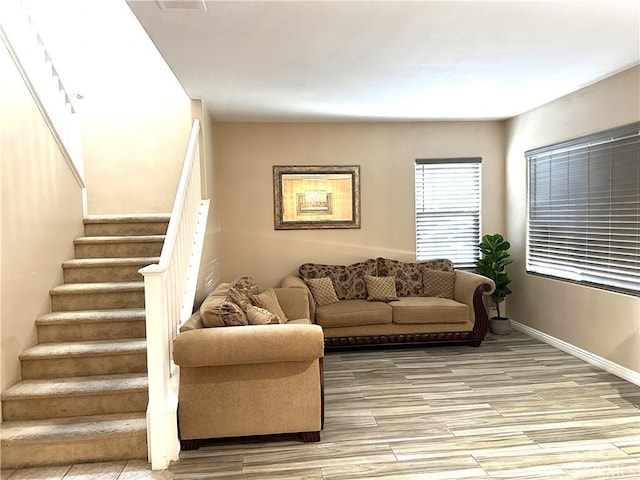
left=84, top=222, right=168, bottom=237
left=75, top=242, right=162, bottom=259
left=21, top=354, right=147, bottom=379
left=2, top=391, right=148, bottom=421
left=51, top=291, right=144, bottom=312
left=1, top=434, right=147, bottom=469
left=63, top=265, right=146, bottom=283
left=37, top=321, right=146, bottom=343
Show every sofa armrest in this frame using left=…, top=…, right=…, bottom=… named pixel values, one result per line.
left=454, top=270, right=495, bottom=343
left=173, top=324, right=324, bottom=368
left=179, top=311, right=204, bottom=333
left=274, top=287, right=310, bottom=321
left=281, top=275, right=316, bottom=322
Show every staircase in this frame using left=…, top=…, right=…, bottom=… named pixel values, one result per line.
left=0, top=214, right=169, bottom=469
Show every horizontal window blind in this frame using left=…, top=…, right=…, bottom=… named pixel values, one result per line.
left=415, top=158, right=481, bottom=268
left=527, top=122, right=640, bottom=294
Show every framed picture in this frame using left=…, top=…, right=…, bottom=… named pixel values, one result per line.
left=273, top=165, right=361, bottom=230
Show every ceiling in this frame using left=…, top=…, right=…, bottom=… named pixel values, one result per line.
left=126, top=0, right=640, bottom=122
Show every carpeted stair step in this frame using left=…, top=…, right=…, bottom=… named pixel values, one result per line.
left=36, top=309, right=146, bottom=343
left=1, top=373, right=148, bottom=421
left=50, top=282, right=145, bottom=312
left=62, top=257, right=160, bottom=283
left=20, top=339, right=147, bottom=379
left=0, top=412, right=147, bottom=468
left=74, top=235, right=164, bottom=259
left=84, top=214, right=170, bottom=236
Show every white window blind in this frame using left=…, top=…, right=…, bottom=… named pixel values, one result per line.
left=415, top=158, right=481, bottom=268
left=527, top=122, right=640, bottom=294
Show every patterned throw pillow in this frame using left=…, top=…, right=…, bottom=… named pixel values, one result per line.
left=252, top=288, right=288, bottom=322
left=304, top=277, right=340, bottom=306
left=419, top=258, right=454, bottom=272
left=246, top=304, right=282, bottom=325
left=364, top=275, right=399, bottom=302
left=227, top=276, right=260, bottom=311
left=219, top=299, right=249, bottom=326
left=299, top=259, right=376, bottom=300
left=423, top=268, right=456, bottom=299
left=376, top=258, right=424, bottom=297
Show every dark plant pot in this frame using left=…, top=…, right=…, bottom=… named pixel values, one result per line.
left=489, top=317, right=512, bottom=335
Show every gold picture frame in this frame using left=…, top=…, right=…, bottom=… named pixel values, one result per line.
left=273, top=165, right=361, bottom=230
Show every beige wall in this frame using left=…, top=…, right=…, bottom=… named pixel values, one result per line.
left=214, top=121, right=505, bottom=289
left=505, top=66, right=640, bottom=373
left=1, top=42, right=84, bottom=394
left=192, top=100, right=222, bottom=303
left=75, top=2, right=192, bottom=215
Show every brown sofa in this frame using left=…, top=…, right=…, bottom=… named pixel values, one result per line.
left=173, top=285, right=325, bottom=449
left=281, top=257, right=495, bottom=348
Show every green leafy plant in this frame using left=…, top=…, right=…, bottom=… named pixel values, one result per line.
left=475, top=233, right=512, bottom=319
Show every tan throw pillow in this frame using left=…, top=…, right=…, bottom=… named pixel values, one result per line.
left=246, top=304, right=282, bottom=325
left=304, top=277, right=340, bottom=306
left=423, top=268, right=456, bottom=299
left=199, top=293, right=227, bottom=328
left=365, top=275, right=398, bottom=302
left=252, top=288, right=288, bottom=322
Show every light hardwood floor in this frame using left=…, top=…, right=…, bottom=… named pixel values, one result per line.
left=3, top=332, right=639, bottom=479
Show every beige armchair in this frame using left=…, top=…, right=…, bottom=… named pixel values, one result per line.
left=173, top=287, right=325, bottom=448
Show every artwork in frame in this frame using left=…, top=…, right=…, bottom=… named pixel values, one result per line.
left=273, top=165, right=361, bottom=230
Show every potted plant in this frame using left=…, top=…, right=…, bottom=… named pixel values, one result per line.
left=475, top=233, right=513, bottom=334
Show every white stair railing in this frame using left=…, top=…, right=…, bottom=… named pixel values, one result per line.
left=0, top=0, right=84, bottom=189
left=139, top=119, right=210, bottom=470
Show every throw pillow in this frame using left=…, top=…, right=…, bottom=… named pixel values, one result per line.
left=227, top=276, right=260, bottom=311
left=246, top=304, right=281, bottom=325
left=419, top=258, right=454, bottom=272
left=423, top=268, right=456, bottom=299
left=304, top=277, right=340, bottom=306
left=376, top=257, right=424, bottom=297
left=299, top=259, right=376, bottom=300
left=364, top=275, right=398, bottom=302
left=219, top=299, right=249, bottom=326
left=199, top=292, right=227, bottom=328
left=252, top=288, right=288, bottom=322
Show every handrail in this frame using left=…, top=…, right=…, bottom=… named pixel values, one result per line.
left=0, top=0, right=84, bottom=189
left=139, top=119, right=210, bottom=470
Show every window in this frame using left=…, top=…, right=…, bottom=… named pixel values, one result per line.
left=527, top=122, right=640, bottom=295
left=415, top=158, right=481, bottom=268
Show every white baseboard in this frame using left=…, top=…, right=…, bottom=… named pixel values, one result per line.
left=511, top=320, right=640, bottom=387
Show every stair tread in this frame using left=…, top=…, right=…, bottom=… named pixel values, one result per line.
left=74, top=235, right=165, bottom=244
left=63, top=257, right=160, bottom=267
left=84, top=214, right=170, bottom=224
left=37, top=309, right=145, bottom=325
left=20, top=339, right=147, bottom=360
left=50, top=282, right=144, bottom=295
left=2, top=373, right=148, bottom=400
left=0, top=412, right=146, bottom=443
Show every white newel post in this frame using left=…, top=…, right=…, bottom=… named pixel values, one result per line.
left=138, top=266, right=180, bottom=470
